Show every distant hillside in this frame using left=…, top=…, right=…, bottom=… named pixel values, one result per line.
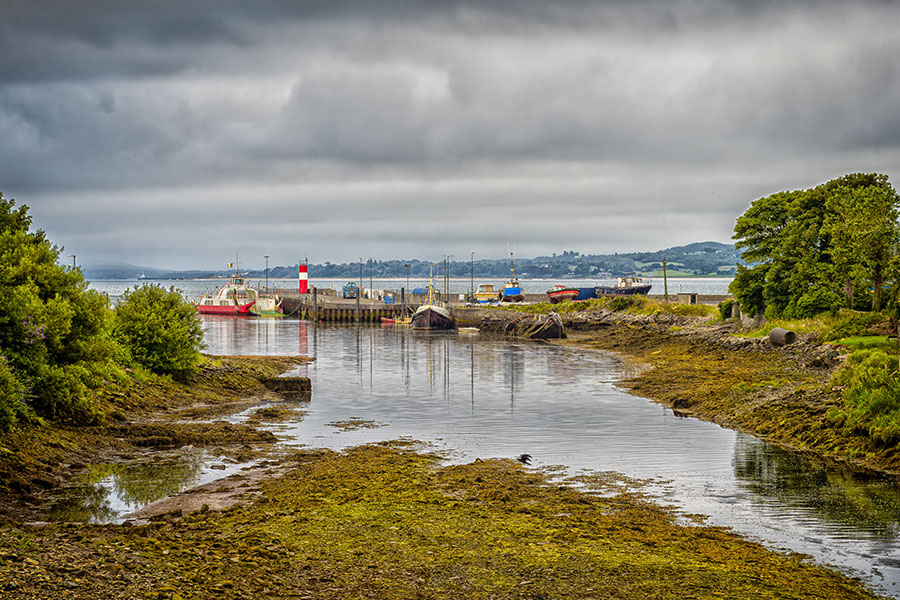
left=82, top=242, right=741, bottom=280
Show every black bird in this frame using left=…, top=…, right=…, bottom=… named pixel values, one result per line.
left=517, top=453, right=532, bottom=465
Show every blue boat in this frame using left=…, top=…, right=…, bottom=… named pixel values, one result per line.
left=500, top=251, right=524, bottom=302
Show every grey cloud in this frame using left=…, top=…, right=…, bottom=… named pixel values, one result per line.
left=2, top=0, right=899, bottom=267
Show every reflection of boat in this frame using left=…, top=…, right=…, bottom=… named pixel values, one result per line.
left=412, top=267, right=455, bottom=330
left=546, top=284, right=579, bottom=303
left=595, top=277, right=652, bottom=296
left=196, top=274, right=283, bottom=317
left=500, top=252, right=524, bottom=302
left=474, top=283, right=501, bottom=304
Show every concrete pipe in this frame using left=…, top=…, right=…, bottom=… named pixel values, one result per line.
left=769, top=327, right=797, bottom=347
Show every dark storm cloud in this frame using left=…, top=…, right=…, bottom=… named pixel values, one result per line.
left=1, top=0, right=898, bottom=268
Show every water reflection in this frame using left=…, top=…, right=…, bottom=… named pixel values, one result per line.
left=46, top=451, right=219, bottom=523
left=735, top=434, right=900, bottom=541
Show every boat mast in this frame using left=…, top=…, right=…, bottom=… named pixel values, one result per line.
left=426, top=264, right=436, bottom=306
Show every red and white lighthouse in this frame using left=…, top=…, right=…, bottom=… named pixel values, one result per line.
left=298, top=261, right=308, bottom=294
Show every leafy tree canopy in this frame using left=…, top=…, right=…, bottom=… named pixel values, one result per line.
left=730, top=174, right=900, bottom=318
left=0, top=194, right=113, bottom=429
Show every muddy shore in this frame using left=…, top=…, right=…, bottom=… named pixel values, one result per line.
left=0, top=325, right=893, bottom=598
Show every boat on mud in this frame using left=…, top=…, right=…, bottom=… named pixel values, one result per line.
left=474, top=283, right=501, bottom=304
left=595, top=277, right=652, bottom=297
left=546, top=284, right=579, bottom=303
left=500, top=252, right=524, bottom=302
left=196, top=274, right=283, bottom=317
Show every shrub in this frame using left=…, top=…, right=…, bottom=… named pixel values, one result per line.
left=821, top=310, right=888, bottom=342
left=0, top=356, right=24, bottom=431
left=718, top=298, right=736, bottom=321
left=113, top=285, right=205, bottom=380
left=827, top=349, right=900, bottom=446
left=0, top=194, right=113, bottom=427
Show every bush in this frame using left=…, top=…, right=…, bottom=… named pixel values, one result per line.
left=718, top=298, right=736, bottom=321
left=113, top=285, right=205, bottom=380
left=0, top=194, right=114, bottom=427
left=822, top=310, right=888, bottom=342
left=0, top=356, right=24, bottom=431
left=827, top=349, right=900, bottom=446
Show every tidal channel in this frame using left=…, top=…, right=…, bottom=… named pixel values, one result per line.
left=57, top=317, right=900, bottom=597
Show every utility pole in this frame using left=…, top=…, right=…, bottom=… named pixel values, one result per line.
left=264, top=255, right=269, bottom=292
left=369, top=258, right=373, bottom=298
left=663, top=258, right=669, bottom=302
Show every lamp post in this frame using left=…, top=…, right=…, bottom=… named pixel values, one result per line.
left=68, top=254, right=76, bottom=270
left=470, top=252, right=474, bottom=303
left=359, top=258, right=363, bottom=298
left=264, top=255, right=269, bottom=292
left=405, top=263, right=410, bottom=293
left=442, top=254, right=453, bottom=304
left=369, top=258, right=373, bottom=297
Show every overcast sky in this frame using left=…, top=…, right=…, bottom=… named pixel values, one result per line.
left=2, top=1, right=899, bottom=271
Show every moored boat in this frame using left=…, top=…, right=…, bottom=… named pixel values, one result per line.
left=196, top=274, right=258, bottom=316
left=411, top=304, right=455, bottom=330
left=595, top=277, right=652, bottom=296
left=546, top=284, right=579, bottom=303
left=411, top=267, right=455, bottom=330
left=196, top=272, right=283, bottom=317
left=250, top=294, right=284, bottom=317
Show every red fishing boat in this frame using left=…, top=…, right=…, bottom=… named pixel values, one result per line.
left=546, top=284, right=579, bottom=303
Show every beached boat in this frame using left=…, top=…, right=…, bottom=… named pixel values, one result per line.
left=411, top=267, right=455, bottom=330
left=500, top=252, right=524, bottom=302
left=474, top=283, right=501, bottom=304
left=595, top=277, right=652, bottom=296
left=546, top=284, right=579, bottom=303
left=196, top=274, right=283, bottom=317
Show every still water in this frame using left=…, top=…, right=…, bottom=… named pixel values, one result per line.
left=55, top=313, right=900, bottom=597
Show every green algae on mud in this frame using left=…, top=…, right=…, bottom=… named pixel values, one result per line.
left=0, top=354, right=305, bottom=522
left=0, top=443, right=883, bottom=599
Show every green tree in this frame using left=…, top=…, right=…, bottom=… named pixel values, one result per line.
left=824, top=175, right=900, bottom=311
left=113, top=285, right=205, bottom=379
left=730, top=173, right=899, bottom=319
left=0, top=194, right=112, bottom=428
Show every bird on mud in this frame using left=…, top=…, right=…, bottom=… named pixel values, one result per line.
left=517, top=453, right=532, bottom=465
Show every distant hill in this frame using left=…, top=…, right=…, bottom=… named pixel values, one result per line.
left=81, top=242, right=741, bottom=280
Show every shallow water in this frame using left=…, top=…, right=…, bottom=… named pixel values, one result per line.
left=53, top=316, right=900, bottom=597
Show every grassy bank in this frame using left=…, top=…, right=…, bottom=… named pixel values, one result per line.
left=0, top=442, right=883, bottom=599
